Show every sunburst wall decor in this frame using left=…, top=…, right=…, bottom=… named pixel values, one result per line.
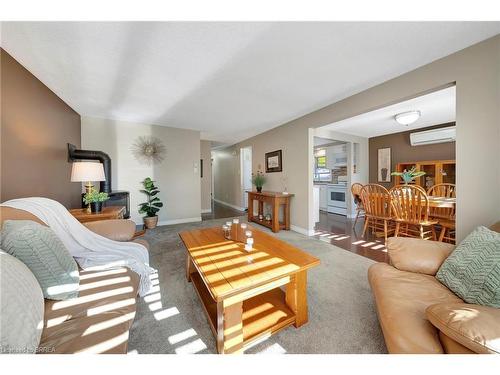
left=131, top=136, right=166, bottom=165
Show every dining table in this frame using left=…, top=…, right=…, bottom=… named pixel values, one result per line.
left=427, top=196, right=456, bottom=209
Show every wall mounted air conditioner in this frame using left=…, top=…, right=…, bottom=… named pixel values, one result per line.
left=410, top=126, right=456, bottom=146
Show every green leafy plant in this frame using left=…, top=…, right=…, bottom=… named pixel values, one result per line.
left=391, top=166, right=426, bottom=184
left=139, top=177, right=163, bottom=217
left=251, top=171, right=267, bottom=188
left=83, top=187, right=109, bottom=204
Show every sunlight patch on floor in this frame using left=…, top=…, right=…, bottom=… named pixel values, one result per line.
left=168, top=328, right=198, bottom=345
left=143, top=292, right=161, bottom=303
left=333, top=235, right=349, bottom=241
left=257, top=342, right=287, bottom=354
left=154, top=306, right=180, bottom=321
left=174, top=338, right=207, bottom=354
left=148, top=301, right=163, bottom=311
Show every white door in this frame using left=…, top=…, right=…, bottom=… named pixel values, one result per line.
left=240, top=147, right=252, bottom=209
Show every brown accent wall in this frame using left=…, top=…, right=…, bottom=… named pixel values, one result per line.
left=1, top=49, right=81, bottom=208
left=369, top=123, right=456, bottom=189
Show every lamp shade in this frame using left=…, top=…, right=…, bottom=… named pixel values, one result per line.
left=71, top=162, right=106, bottom=182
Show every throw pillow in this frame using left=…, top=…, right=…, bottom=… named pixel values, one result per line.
left=436, top=226, right=500, bottom=308
left=0, top=250, right=44, bottom=353
left=1, top=220, right=79, bottom=300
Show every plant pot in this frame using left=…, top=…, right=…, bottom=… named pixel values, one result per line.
left=90, top=201, right=103, bottom=213
left=256, top=186, right=262, bottom=193
left=144, top=215, right=159, bottom=229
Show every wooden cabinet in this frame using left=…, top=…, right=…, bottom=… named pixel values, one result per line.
left=394, top=160, right=455, bottom=190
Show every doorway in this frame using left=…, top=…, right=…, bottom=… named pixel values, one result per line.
left=240, top=146, right=252, bottom=210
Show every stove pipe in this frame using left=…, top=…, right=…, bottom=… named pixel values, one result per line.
left=68, top=143, right=112, bottom=193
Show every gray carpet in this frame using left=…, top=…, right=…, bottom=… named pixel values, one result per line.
left=128, top=216, right=387, bottom=354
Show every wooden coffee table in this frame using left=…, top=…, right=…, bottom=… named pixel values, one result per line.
left=179, top=225, right=320, bottom=354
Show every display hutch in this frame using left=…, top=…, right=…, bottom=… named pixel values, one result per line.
left=393, top=160, right=456, bottom=190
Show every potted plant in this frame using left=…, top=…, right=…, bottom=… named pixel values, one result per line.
left=251, top=171, right=267, bottom=193
left=139, top=177, right=163, bottom=229
left=83, top=187, right=109, bottom=213
left=391, top=166, right=426, bottom=184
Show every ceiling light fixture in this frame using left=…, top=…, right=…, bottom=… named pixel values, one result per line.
left=394, top=110, right=421, bottom=125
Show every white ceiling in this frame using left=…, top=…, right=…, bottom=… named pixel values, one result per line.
left=1, top=22, right=498, bottom=144
left=319, top=86, right=456, bottom=138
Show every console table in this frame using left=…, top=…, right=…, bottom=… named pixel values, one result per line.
left=247, top=191, right=294, bottom=233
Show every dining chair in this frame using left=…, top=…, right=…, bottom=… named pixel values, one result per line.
left=389, top=184, right=438, bottom=240
left=427, top=183, right=456, bottom=244
left=359, top=184, right=393, bottom=243
left=350, top=183, right=365, bottom=229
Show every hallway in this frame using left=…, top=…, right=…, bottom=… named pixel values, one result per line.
left=202, top=200, right=245, bottom=221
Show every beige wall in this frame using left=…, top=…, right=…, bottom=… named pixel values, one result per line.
left=81, top=117, right=201, bottom=225
left=368, top=123, right=456, bottom=189
left=213, top=123, right=310, bottom=231
left=1, top=49, right=82, bottom=208
left=200, top=140, right=212, bottom=212
left=214, top=35, right=500, bottom=239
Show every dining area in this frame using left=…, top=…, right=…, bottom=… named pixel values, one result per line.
left=351, top=182, right=456, bottom=244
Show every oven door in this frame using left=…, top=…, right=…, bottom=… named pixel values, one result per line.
left=327, top=187, right=347, bottom=215
left=328, top=188, right=347, bottom=208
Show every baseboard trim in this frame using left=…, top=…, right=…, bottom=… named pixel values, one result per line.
left=213, top=199, right=245, bottom=212
left=201, top=208, right=212, bottom=214
left=290, top=225, right=315, bottom=236
left=157, top=217, right=202, bottom=226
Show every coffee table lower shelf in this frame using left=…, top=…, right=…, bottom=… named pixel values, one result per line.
left=190, top=271, right=296, bottom=352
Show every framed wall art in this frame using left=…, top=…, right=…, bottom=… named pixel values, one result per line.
left=265, top=150, right=282, bottom=173
left=377, top=147, right=391, bottom=182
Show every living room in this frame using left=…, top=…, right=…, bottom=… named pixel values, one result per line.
left=1, top=2, right=500, bottom=374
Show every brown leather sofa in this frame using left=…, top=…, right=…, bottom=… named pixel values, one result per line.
left=368, top=223, right=500, bottom=354
left=0, top=207, right=148, bottom=354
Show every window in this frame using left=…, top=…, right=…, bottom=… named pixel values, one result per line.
left=314, top=149, right=326, bottom=168
left=314, top=148, right=331, bottom=182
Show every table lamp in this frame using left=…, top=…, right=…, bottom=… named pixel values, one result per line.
left=71, top=161, right=106, bottom=211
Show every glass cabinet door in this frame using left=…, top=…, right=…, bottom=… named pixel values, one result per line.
left=420, top=164, right=437, bottom=190
left=440, top=163, right=456, bottom=184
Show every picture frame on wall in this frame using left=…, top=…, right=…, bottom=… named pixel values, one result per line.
left=265, top=150, right=282, bottom=173
left=377, top=147, right=391, bottom=182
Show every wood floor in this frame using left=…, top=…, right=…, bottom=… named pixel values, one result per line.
left=202, top=201, right=245, bottom=221
left=202, top=201, right=388, bottom=263
left=314, top=211, right=389, bottom=263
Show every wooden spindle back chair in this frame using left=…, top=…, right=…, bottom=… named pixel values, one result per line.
left=351, top=183, right=364, bottom=228
left=389, top=184, right=437, bottom=240
left=427, top=183, right=456, bottom=243
left=427, top=183, right=456, bottom=219
left=359, top=184, right=393, bottom=243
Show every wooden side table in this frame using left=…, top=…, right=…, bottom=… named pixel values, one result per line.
left=69, top=206, right=126, bottom=223
left=247, top=191, right=294, bottom=232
